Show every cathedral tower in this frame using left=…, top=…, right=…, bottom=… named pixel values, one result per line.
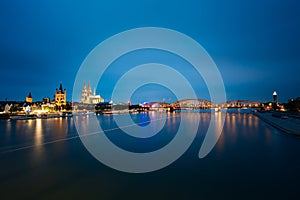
left=88, top=81, right=92, bottom=97
left=81, top=81, right=88, bottom=103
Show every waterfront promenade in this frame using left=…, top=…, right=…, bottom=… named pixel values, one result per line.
left=254, top=112, right=300, bottom=135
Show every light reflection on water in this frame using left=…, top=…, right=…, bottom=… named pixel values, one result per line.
left=35, top=119, right=43, bottom=146
left=1, top=111, right=300, bottom=199
left=0, top=117, right=76, bottom=153
left=0, top=111, right=294, bottom=156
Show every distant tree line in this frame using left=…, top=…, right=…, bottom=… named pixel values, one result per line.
left=284, top=98, right=300, bottom=112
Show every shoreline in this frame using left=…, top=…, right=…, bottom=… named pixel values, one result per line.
left=253, top=112, right=300, bottom=136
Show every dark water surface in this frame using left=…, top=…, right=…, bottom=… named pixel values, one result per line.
left=1, top=111, right=300, bottom=199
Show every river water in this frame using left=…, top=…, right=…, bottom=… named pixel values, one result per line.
left=0, top=110, right=300, bottom=199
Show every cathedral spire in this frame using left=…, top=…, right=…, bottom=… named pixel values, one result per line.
left=88, top=81, right=92, bottom=96
left=81, top=81, right=104, bottom=104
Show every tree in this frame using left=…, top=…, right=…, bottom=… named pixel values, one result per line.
left=9, top=104, right=21, bottom=113
left=65, top=102, right=72, bottom=111
left=285, top=98, right=300, bottom=112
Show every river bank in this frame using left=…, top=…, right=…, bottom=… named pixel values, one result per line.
left=253, top=112, right=300, bottom=136
left=0, top=112, right=73, bottom=120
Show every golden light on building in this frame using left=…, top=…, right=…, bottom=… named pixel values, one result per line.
left=55, top=83, right=66, bottom=107
left=26, top=92, right=33, bottom=103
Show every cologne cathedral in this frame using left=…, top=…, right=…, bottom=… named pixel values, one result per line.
left=81, top=81, right=104, bottom=104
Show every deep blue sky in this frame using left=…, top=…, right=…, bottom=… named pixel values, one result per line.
left=0, top=0, right=299, bottom=103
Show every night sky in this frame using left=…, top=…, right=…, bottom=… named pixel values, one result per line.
left=0, top=0, right=299, bottom=103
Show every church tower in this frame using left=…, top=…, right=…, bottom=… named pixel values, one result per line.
left=26, top=92, right=33, bottom=103
left=55, top=82, right=66, bottom=107
left=273, top=90, right=278, bottom=105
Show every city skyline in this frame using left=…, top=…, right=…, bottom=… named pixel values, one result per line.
left=0, top=0, right=299, bottom=103
left=0, top=80, right=288, bottom=106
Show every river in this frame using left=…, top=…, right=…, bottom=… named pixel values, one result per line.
left=0, top=110, right=299, bottom=199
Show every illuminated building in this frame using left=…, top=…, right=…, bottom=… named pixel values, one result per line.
left=81, top=81, right=104, bottom=104
left=26, top=92, right=33, bottom=103
left=55, top=83, right=66, bottom=107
